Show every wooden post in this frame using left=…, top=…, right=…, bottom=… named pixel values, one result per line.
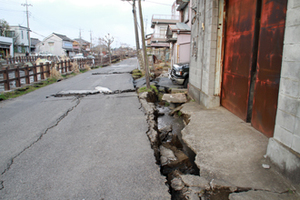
left=24, top=65, right=30, bottom=85
left=68, top=60, right=71, bottom=72
left=61, top=61, right=64, bottom=73
left=33, top=63, right=38, bottom=82
left=15, top=65, right=21, bottom=87
left=56, top=62, right=59, bottom=72
left=46, top=62, right=50, bottom=78
left=3, top=67, right=10, bottom=91
left=40, top=63, right=44, bottom=80
left=64, top=60, right=67, bottom=73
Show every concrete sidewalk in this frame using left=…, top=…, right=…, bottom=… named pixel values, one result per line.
left=180, top=102, right=299, bottom=199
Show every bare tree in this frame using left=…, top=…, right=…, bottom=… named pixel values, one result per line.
left=104, top=33, right=114, bottom=65
left=0, top=19, right=10, bottom=36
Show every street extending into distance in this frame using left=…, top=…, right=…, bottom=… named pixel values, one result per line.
left=0, top=58, right=170, bottom=199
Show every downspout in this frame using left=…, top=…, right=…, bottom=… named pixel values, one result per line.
left=200, top=0, right=206, bottom=91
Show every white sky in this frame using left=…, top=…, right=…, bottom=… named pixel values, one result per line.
left=0, top=0, right=176, bottom=48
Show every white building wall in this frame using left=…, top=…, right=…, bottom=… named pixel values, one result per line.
left=10, top=26, right=29, bottom=53
left=267, top=0, right=300, bottom=184
left=189, top=0, right=220, bottom=108
left=36, top=34, right=66, bottom=56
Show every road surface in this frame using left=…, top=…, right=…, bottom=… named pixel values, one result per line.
left=0, top=58, right=170, bottom=199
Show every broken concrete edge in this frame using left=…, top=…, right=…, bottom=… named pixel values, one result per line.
left=52, top=89, right=137, bottom=97
left=169, top=171, right=259, bottom=199
left=172, top=102, right=300, bottom=199
left=162, top=93, right=188, bottom=104
left=138, top=93, right=233, bottom=198
left=138, top=92, right=160, bottom=152
left=228, top=190, right=300, bottom=200
left=169, top=173, right=297, bottom=199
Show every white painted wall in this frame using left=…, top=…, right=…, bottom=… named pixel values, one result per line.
left=188, top=0, right=220, bottom=108
left=36, top=34, right=70, bottom=56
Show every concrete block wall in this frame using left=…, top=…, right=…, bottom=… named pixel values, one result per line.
left=189, top=0, right=220, bottom=108
left=267, top=0, right=300, bottom=184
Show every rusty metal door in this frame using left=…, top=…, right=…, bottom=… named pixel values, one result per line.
left=221, top=0, right=258, bottom=121
left=251, top=0, right=287, bottom=137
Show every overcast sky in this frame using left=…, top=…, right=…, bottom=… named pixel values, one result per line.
left=0, top=0, right=177, bottom=48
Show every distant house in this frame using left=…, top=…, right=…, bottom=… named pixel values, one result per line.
left=150, top=13, right=179, bottom=61
left=0, top=36, right=13, bottom=58
left=36, top=33, right=74, bottom=57
left=30, top=38, right=40, bottom=54
left=73, top=38, right=91, bottom=56
left=9, top=25, right=30, bottom=55
left=167, top=0, right=192, bottom=66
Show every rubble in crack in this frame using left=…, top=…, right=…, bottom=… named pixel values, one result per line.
left=138, top=89, right=202, bottom=199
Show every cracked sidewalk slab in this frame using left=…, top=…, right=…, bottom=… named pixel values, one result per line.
left=229, top=190, right=299, bottom=200
left=179, top=102, right=299, bottom=198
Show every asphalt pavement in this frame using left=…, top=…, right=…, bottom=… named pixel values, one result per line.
left=0, top=58, right=170, bottom=199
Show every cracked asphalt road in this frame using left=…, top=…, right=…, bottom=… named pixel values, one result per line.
left=0, top=58, right=170, bottom=199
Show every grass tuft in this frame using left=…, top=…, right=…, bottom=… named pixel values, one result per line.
left=138, top=85, right=158, bottom=94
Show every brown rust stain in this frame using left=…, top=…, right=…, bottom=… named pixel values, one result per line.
left=251, top=0, right=287, bottom=137
left=221, top=0, right=258, bottom=121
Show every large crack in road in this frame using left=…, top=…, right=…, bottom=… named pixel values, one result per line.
left=0, top=96, right=81, bottom=191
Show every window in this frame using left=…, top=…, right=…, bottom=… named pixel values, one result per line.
left=48, top=42, right=54, bottom=46
left=21, top=31, right=23, bottom=39
left=183, top=6, right=189, bottom=23
left=159, top=26, right=167, bottom=38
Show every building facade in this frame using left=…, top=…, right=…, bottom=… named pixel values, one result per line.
left=36, top=33, right=74, bottom=57
left=188, top=0, right=300, bottom=184
left=150, top=14, right=179, bottom=61
left=9, top=25, right=30, bottom=55
left=0, top=36, right=13, bottom=58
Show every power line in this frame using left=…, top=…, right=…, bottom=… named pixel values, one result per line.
left=145, top=0, right=172, bottom=6
left=0, top=8, right=24, bottom=12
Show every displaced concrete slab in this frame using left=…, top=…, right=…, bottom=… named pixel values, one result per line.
left=180, top=102, right=298, bottom=196
left=55, top=90, right=99, bottom=96
left=162, top=93, right=187, bottom=103
left=229, top=190, right=299, bottom=200
left=171, top=88, right=188, bottom=94
left=95, top=86, right=112, bottom=93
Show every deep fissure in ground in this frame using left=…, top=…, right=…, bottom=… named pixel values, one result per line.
left=137, top=82, right=258, bottom=200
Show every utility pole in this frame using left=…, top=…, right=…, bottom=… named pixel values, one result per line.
left=138, top=0, right=150, bottom=89
left=90, top=30, right=92, bottom=54
left=79, top=29, right=82, bottom=53
left=132, top=0, right=142, bottom=70
left=132, top=0, right=140, bottom=52
left=99, top=37, right=103, bottom=65
left=21, top=0, right=32, bottom=55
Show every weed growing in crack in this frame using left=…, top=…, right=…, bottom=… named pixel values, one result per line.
left=138, top=85, right=158, bottom=94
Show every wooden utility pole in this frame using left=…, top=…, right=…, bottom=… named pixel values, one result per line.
left=132, top=0, right=140, bottom=52
left=137, top=0, right=150, bottom=89
left=21, top=0, right=32, bottom=54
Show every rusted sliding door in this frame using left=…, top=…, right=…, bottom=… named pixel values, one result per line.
left=251, top=0, right=287, bottom=137
left=221, top=0, right=258, bottom=121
